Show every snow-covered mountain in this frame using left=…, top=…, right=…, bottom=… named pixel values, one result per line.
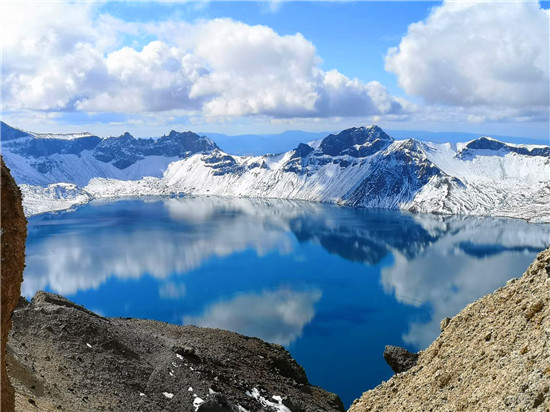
left=1, top=121, right=549, bottom=222
left=0, top=121, right=218, bottom=186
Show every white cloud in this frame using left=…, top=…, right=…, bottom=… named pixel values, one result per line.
left=78, top=41, right=206, bottom=112
left=2, top=5, right=406, bottom=119
left=386, top=1, right=549, bottom=118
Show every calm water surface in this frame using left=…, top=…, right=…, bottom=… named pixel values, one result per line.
left=23, top=197, right=550, bottom=407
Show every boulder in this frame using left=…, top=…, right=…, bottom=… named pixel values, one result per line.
left=383, top=345, right=419, bottom=374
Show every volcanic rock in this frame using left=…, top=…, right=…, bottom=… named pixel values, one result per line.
left=8, top=292, right=345, bottom=412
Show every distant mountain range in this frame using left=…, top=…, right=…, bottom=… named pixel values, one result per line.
left=1, top=121, right=549, bottom=222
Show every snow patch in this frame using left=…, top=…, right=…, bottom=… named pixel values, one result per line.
left=193, top=397, right=204, bottom=411
left=246, top=388, right=291, bottom=412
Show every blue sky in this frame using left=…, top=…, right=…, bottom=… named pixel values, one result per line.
left=1, top=1, right=549, bottom=142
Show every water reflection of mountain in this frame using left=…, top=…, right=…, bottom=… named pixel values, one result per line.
left=290, top=207, right=550, bottom=264
left=289, top=209, right=439, bottom=264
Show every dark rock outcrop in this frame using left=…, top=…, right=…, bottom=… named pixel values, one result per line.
left=8, top=292, right=345, bottom=412
left=382, top=345, right=419, bottom=374
left=1, top=157, right=27, bottom=412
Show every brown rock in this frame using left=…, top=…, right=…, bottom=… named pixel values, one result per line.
left=1, top=156, right=27, bottom=412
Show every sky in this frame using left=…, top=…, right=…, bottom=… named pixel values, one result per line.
left=1, top=0, right=549, bottom=142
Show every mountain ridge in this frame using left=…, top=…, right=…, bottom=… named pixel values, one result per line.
left=1, top=121, right=548, bottom=222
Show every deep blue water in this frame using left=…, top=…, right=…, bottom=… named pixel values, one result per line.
left=23, top=196, right=550, bottom=407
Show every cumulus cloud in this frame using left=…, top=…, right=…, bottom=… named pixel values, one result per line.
left=2, top=2, right=110, bottom=111
left=2, top=5, right=406, bottom=120
left=78, top=41, right=207, bottom=112
left=386, top=1, right=549, bottom=117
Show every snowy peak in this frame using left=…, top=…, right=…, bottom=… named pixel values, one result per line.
left=4, top=120, right=550, bottom=223
left=31, top=131, right=97, bottom=140
left=6, top=134, right=102, bottom=159
left=457, top=137, right=550, bottom=159
left=93, top=130, right=219, bottom=170
left=317, top=125, right=393, bottom=157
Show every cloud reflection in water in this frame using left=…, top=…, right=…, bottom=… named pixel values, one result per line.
left=23, top=196, right=550, bottom=350
left=184, top=288, right=322, bottom=346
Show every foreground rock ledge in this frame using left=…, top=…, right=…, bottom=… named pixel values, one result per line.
left=8, top=292, right=344, bottom=412
left=350, top=247, right=550, bottom=412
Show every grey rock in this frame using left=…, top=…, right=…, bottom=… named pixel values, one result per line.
left=383, top=345, right=419, bottom=374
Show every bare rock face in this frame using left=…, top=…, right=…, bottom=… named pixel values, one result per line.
left=1, top=157, right=27, bottom=412
left=349, top=247, right=550, bottom=412
left=8, top=291, right=345, bottom=412
left=383, top=345, right=418, bottom=374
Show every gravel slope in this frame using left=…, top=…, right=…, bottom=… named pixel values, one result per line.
left=349, top=247, right=550, bottom=412
left=8, top=292, right=344, bottom=412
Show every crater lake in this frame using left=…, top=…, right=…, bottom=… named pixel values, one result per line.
left=22, top=196, right=550, bottom=407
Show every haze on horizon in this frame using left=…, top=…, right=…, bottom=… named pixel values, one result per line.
left=1, top=0, right=549, bottom=143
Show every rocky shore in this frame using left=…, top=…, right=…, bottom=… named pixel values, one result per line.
left=349, top=247, right=550, bottom=412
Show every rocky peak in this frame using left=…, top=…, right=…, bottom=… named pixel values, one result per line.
left=464, top=137, right=507, bottom=152
left=120, top=132, right=135, bottom=140
left=8, top=290, right=345, bottom=412
left=291, top=143, right=314, bottom=159
left=318, top=126, right=393, bottom=157
left=156, top=130, right=219, bottom=154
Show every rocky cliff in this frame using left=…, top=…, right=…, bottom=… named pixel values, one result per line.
left=1, top=157, right=27, bottom=412
left=349, top=247, right=550, bottom=411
